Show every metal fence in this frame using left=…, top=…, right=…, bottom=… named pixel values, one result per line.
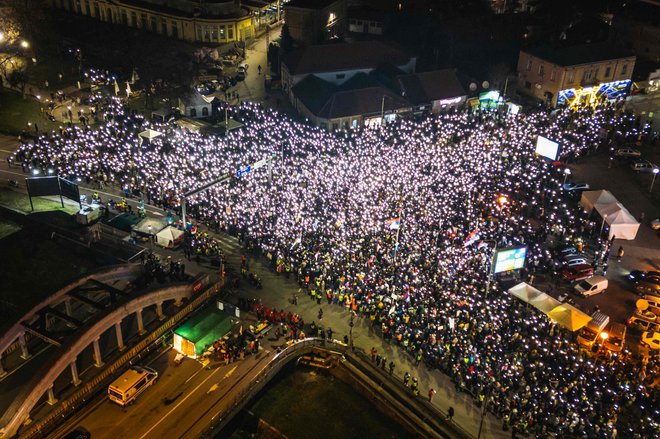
left=199, top=338, right=474, bottom=439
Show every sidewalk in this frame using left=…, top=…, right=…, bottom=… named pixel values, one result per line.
left=202, top=231, right=509, bottom=439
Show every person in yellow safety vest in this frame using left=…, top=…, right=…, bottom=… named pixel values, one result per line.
left=338, top=292, right=344, bottom=303
left=311, top=289, right=316, bottom=300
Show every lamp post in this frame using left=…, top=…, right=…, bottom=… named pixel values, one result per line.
left=380, top=95, right=393, bottom=126
left=600, top=214, right=608, bottom=235
left=649, top=168, right=659, bottom=193
left=563, top=168, right=571, bottom=185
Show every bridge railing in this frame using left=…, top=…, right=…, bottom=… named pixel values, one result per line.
left=17, top=277, right=221, bottom=439
left=199, top=338, right=473, bottom=439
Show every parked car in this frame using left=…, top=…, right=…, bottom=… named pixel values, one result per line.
left=554, top=245, right=578, bottom=258
left=614, top=148, right=642, bottom=158
left=574, top=275, right=608, bottom=297
left=561, top=264, right=594, bottom=282
left=651, top=219, right=660, bottom=230
left=562, top=182, right=590, bottom=192
left=641, top=331, right=660, bottom=351
left=635, top=308, right=658, bottom=321
left=630, top=160, right=658, bottom=173
left=565, top=257, right=589, bottom=267
left=603, top=323, right=626, bottom=353
left=62, top=427, right=91, bottom=439
left=627, top=315, right=660, bottom=332
left=635, top=281, right=660, bottom=295
left=563, top=252, right=587, bottom=262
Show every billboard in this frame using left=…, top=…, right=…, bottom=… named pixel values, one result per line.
left=59, top=178, right=81, bottom=204
left=25, top=176, right=60, bottom=197
left=493, top=246, right=527, bottom=274
left=535, top=136, right=560, bottom=161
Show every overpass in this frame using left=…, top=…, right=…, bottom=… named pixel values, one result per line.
left=0, top=264, right=145, bottom=377
left=0, top=280, right=196, bottom=438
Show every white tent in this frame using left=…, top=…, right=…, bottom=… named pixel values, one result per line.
left=156, top=226, right=184, bottom=248
left=138, top=129, right=164, bottom=141
left=606, top=208, right=640, bottom=240
left=580, top=190, right=617, bottom=213
left=508, top=282, right=544, bottom=303
left=595, top=202, right=624, bottom=217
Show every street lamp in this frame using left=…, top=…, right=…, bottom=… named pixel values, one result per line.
left=649, top=168, right=659, bottom=193
left=20, top=40, right=29, bottom=49
left=600, top=332, right=609, bottom=342
left=563, top=168, right=571, bottom=185
left=600, top=213, right=608, bottom=235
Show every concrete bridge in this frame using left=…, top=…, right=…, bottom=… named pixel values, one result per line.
left=0, top=267, right=196, bottom=438
left=0, top=264, right=145, bottom=377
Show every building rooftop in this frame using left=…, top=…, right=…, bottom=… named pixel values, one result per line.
left=283, top=40, right=413, bottom=75
left=285, top=0, right=342, bottom=9
left=397, top=70, right=466, bottom=105
left=317, top=86, right=408, bottom=119
left=525, top=42, right=635, bottom=67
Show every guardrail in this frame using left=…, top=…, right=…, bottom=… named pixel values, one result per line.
left=199, top=339, right=473, bottom=439
left=18, top=276, right=221, bottom=439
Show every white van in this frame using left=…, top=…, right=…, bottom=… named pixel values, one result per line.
left=577, top=312, right=610, bottom=348
left=574, top=275, right=608, bottom=297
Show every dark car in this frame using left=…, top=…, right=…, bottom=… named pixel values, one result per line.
left=63, top=427, right=91, bottom=439
left=561, top=264, right=594, bottom=282
left=635, top=281, right=660, bottom=295
left=629, top=270, right=660, bottom=283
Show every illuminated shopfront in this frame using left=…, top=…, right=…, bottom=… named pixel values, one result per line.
left=557, top=80, right=632, bottom=108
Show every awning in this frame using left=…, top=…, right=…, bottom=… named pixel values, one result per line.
left=547, top=304, right=593, bottom=331
left=138, top=129, right=164, bottom=140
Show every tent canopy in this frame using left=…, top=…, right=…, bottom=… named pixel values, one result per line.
left=547, top=304, right=593, bottom=331
left=580, top=190, right=617, bottom=213
left=581, top=190, right=640, bottom=240
left=606, top=208, right=640, bottom=240
left=138, top=128, right=164, bottom=140
left=508, top=283, right=544, bottom=303
left=156, top=225, right=184, bottom=248
left=508, top=283, right=562, bottom=313
left=529, top=294, right=562, bottom=314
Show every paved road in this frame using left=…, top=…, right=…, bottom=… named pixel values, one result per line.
left=52, top=341, right=279, bottom=439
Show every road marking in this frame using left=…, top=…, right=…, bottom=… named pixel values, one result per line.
left=206, top=365, right=237, bottom=393
left=139, top=364, right=226, bottom=439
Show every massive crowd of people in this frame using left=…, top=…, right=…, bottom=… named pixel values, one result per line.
left=12, top=94, right=659, bottom=437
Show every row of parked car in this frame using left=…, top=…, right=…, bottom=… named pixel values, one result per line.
left=613, top=147, right=658, bottom=173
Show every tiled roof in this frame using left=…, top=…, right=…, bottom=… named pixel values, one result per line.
left=291, top=75, right=337, bottom=114
left=397, top=69, right=466, bottom=105
left=316, top=86, right=408, bottom=119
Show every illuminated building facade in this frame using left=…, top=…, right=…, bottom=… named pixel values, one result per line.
left=517, top=42, right=636, bottom=108
left=47, top=0, right=285, bottom=43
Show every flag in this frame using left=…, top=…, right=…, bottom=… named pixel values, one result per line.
left=114, top=79, right=120, bottom=96
left=385, top=217, right=401, bottom=230
left=126, top=81, right=132, bottom=97
left=402, top=291, right=410, bottom=302
left=290, top=232, right=302, bottom=250
left=463, top=228, right=480, bottom=247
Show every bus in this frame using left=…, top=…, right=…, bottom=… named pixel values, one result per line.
left=108, top=366, right=158, bottom=406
